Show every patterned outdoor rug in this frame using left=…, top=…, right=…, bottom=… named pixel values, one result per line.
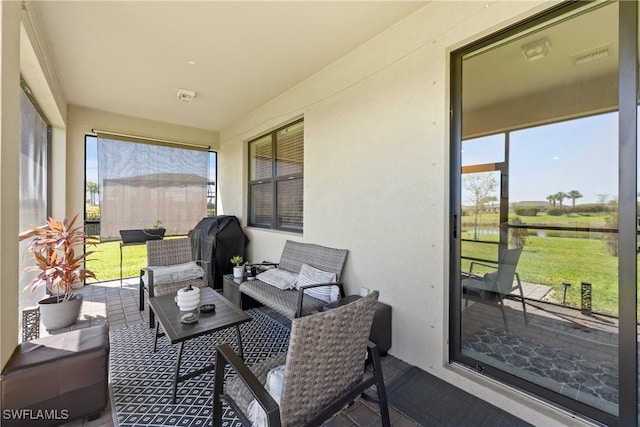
left=109, top=308, right=290, bottom=426
left=463, top=327, right=618, bottom=413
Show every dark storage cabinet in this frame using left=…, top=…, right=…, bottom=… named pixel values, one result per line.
left=189, top=216, right=248, bottom=289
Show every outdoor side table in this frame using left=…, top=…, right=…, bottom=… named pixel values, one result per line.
left=148, top=287, right=251, bottom=403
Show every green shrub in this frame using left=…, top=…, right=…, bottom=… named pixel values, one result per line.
left=547, top=207, right=566, bottom=216
left=509, top=216, right=528, bottom=247
left=86, top=205, right=101, bottom=220
left=514, top=206, right=539, bottom=216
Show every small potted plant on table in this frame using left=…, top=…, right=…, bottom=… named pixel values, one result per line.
left=20, top=214, right=97, bottom=330
left=230, top=256, right=244, bottom=279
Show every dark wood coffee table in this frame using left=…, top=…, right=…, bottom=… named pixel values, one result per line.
left=148, top=287, right=252, bottom=402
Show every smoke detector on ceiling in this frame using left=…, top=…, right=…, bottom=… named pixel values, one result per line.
left=521, top=38, right=551, bottom=62
left=571, top=44, right=611, bottom=65
left=177, top=88, right=196, bottom=103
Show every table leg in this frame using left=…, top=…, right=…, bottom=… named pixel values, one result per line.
left=153, top=321, right=160, bottom=353
left=235, top=325, right=244, bottom=361
left=172, top=341, right=184, bottom=403
left=119, top=243, right=123, bottom=287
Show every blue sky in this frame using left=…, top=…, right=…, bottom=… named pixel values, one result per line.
left=463, top=112, right=619, bottom=205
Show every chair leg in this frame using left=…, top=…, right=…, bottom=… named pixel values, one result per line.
left=149, top=309, right=156, bottom=329
left=515, top=274, right=528, bottom=326
left=521, top=297, right=529, bottom=325
left=139, top=279, right=145, bottom=312
left=369, top=346, right=390, bottom=427
left=517, top=286, right=529, bottom=326
left=498, top=296, right=509, bottom=333
left=154, top=321, right=160, bottom=353
left=212, top=348, right=227, bottom=426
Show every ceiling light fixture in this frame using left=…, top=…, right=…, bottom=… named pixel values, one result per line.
left=521, top=38, right=551, bottom=62
left=177, top=88, right=196, bottom=103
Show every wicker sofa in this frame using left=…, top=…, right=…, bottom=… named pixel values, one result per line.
left=239, top=240, right=348, bottom=319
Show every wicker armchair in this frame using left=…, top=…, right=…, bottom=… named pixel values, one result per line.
left=213, top=291, right=390, bottom=427
left=462, top=246, right=527, bottom=331
left=139, top=238, right=208, bottom=328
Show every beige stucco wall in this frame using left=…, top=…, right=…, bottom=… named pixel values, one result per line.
left=65, top=106, right=219, bottom=219
left=219, top=1, right=579, bottom=425
left=1, top=0, right=68, bottom=368
left=0, top=0, right=23, bottom=369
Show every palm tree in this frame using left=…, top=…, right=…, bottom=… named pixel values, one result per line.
left=567, top=190, right=583, bottom=207
left=546, top=194, right=556, bottom=207
left=86, top=181, right=100, bottom=206
left=554, top=191, right=567, bottom=207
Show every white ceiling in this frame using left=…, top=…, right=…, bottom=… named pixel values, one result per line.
left=33, top=1, right=427, bottom=132
left=463, top=2, right=617, bottom=112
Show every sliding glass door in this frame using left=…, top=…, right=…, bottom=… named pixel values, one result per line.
left=450, top=2, right=639, bottom=424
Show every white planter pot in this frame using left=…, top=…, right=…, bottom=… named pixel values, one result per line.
left=38, top=294, right=83, bottom=330
left=233, top=266, right=244, bottom=279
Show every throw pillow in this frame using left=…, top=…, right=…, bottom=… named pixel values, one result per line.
left=296, top=263, right=339, bottom=303
left=256, top=268, right=298, bottom=290
left=247, top=365, right=285, bottom=427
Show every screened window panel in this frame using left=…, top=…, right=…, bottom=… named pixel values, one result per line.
left=19, top=88, right=49, bottom=319
left=97, top=137, right=208, bottom=240
left=250, top=135, right=273, bottom=180
left=19, top=90, right=48, bottom=231
left=277, top=178, right=303, bottom=230
left=276, top=122, right=303, bottom=177
left=250, top=182, right=273, bottom=227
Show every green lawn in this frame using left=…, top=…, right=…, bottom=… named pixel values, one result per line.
left=87, top=236, right=191, bottom=283
left=461, top=211, right=624, bottom=315
left=462, top=232, right=622, bottom=316
left=461, top=211, right=609, bottom=228
left=86, top=240, right=148, bottom=282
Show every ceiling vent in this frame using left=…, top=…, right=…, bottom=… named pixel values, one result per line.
left=177, top=88, right=196, bottom=103
left=571, top=44, right=611, bottom=65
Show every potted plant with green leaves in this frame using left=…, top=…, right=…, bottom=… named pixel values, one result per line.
left=144, top=219, right=166, bottom=239
left=20, top=214, right=97, bottom=330
left=230, top=255, right=244, bottom=279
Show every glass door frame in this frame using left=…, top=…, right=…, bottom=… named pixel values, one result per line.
left=449, top=2, right=637, bottom=425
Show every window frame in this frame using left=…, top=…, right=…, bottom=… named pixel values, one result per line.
left=247, top=118, right=304, bottom=233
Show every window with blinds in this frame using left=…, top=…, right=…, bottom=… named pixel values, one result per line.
left=248, top=119, right=303, bottom=232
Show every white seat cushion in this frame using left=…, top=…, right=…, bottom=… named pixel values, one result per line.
left=142, top=261, right=203, bottom=286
